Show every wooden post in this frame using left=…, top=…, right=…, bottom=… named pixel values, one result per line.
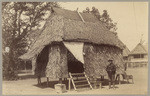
left=47, top=77, right=49, bottom=87
left=99, top=76, right=104, bottom=89
left=37, top=76, right=41, bottom=85
left=68, top=78, right=71, bottom=91
left=94, top=78, right=97, bottom=89
left=99, top=81, right=102, bottom=89
left=118, top=74, right=121, bottom=84
left=25, top=61, right=27, bottom=73
left=59, top=78, right=62, bottom=84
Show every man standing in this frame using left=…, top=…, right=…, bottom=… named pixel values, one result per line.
left=106, top=59, right=116, bottom=89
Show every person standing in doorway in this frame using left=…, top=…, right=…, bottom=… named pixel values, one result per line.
left=106, top=59, right=116, bottom=89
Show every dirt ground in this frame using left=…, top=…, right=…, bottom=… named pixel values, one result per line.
left=2, top=67, right=148, bottom=95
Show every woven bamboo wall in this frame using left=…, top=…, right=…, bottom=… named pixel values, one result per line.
left=34, top=45, right=49, bottom=77
left=34, top=43, right=124, bottom=79
left=84, top=43, right=124, bottom=78
left=45, top=43, right=68, bottom=79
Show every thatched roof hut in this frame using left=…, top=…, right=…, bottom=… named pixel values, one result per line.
left=20, top=7, right=125, bottom=79
left=130, top=43, right=148, bottom=55
left=128, top=43, right=148, bottom=63
left=123, top=46, right=130, bottom=61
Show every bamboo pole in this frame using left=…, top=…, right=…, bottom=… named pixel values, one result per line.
left=77, top=9, right=85, bottom=22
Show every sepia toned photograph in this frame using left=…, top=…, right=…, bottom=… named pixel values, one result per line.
left=2, top=1, right=148, bottom=95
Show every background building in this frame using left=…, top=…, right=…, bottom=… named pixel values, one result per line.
left=127, top=43, right=148, bottom=68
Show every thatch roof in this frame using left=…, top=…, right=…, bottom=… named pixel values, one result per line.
left=20, top=7, right=125, bottom=60
left=123, top=46, right=130, bottom=57
left=52, top=7, right=99, bottom=23
left=143, top=44, right=148, bottom=52
left=130, top=43, right=148, bottom=55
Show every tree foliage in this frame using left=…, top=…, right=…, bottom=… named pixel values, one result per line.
left=2, top=2, right=59, bottom=80
left=83, top=7, right=118, bottom=32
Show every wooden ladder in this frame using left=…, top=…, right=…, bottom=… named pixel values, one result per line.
left=68, top=72, right=93, bottom=91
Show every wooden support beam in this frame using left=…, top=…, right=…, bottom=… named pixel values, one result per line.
left=47, top=77, right=49, bottom=87
left=68, top=78, right=71, bottom=91
left=99, top=81, right=102, bottom=89
left=93, top=78, right=97, bottom=89
left=118, top=74, right=121, bottom=85
left=59, top=78, right=62, bottom=84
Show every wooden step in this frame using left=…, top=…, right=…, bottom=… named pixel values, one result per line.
left=72, top=77, right=86, bottom=80
left=71, top=73, right=85, bottom=75
left=76, top=84, right=90, bottom=87
left=74, top=80, right=88, bottom=83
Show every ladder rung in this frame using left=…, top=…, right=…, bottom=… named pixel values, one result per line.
left=76, top=84, right=90, bottom=87
left=73, top=77, right=86, bottom=79
left=74, top=80, right=88, bottom=83
left=69, top=72, right=93, bottom=91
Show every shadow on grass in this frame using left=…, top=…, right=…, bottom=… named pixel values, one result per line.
left=33, top=80, right=71, bottom=89
left=18, top=75, right=37, bottom=80
left=33, top=78, right=132, bottom=90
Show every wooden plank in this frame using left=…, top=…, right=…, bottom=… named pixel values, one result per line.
left=72, top=77, right=86, bottom=80
left=71, top=73, right=85, bottom=75
left=74, top=80, right=88, bottom=83
left=76, top=84, right=90, bottom=87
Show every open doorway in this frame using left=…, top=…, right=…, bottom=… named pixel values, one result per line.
left=67, top=50, right=84, bottom=73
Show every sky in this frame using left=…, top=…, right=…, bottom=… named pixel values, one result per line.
left=59, top=2, right=148, bottom=51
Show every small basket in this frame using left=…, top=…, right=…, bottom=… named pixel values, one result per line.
left=54, top=84, right=66, bottom=93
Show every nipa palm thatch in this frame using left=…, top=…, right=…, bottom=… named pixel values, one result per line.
left=20, top=7, right=125, bottom=79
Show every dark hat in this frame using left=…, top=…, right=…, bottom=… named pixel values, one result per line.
left=108, top=59, right=113, bottom=61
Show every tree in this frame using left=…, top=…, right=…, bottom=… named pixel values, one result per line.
left=83, top=7, right=117, bottom=32
left=2, top=2, right=59, bottom=80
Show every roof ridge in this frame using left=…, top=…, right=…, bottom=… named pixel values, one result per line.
left=52, top=7, right=99, bottom=23
left=130, top=43, right=147, bottom=54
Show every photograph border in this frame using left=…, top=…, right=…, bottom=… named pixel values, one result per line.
left=0, top=0, right=149, bottom=96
